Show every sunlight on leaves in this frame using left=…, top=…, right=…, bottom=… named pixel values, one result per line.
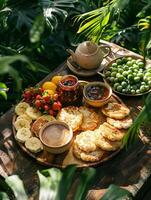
left=5, top=175, right=28, bottom=200
left=38, top=168, right=62, bottom=200
left=0, top=192, right=9, bottom=200
left=30, top=15, right=45, bottom=43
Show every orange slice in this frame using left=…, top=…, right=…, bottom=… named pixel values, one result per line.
left=42, top=81, right=57, bottom=92
left=51, top=75, right=62, bottom=85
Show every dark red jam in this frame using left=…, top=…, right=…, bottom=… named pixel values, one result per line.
left=57, top=75, right=82, bottom=105
left=86, top=85, right=109, bottom=100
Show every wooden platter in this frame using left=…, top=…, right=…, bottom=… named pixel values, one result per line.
left=12, top=93, right=128, bottom=168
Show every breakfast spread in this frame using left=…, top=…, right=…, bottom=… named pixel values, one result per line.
left=13, top=72, right=133, bottom=167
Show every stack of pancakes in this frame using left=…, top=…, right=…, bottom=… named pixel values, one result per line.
left=57, top=102, right=132, bottom=162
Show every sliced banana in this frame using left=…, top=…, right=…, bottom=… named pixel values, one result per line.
left=15, top=128, right=32, bottom=143
left=26, top=107, right=41, bottom=120
left=15, top=102, right=30, bottom=116
left=14, top=119, right=30, bottom=130
left=17, top=114, right=33, bottom=124
left=25, top=137, right=43, bottom=153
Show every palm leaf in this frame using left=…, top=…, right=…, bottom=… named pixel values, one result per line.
left=123, top=93, right=151, bottom=148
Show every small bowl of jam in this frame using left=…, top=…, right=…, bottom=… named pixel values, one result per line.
left=83, top=82, right=112, bottom=107
left=57, top=75, right=82, bottom=105
left=39, top=121, right=73, bottom=154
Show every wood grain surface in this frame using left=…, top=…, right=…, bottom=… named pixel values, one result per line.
left=0, top=41, right=151, bottom=200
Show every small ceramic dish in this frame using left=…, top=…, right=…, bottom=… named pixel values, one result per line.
left=39, top=121, right=73, bottom=154
left=83, top=82, right=112, bottom=107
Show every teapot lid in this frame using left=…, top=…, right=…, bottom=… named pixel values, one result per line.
left=77, top=41, right=97, bottom=54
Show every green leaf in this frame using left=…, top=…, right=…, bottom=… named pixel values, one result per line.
left=38, top=168, right=62, bottom=200
left=0, top=91, right=7, bottom=100
left=0, top=192, right=9, bottom=200
left=30, top=15, right=45, bottom=43
left=5, top=175, right=28, bottom=200
left=0, top=82, right=7, bottom=89
left=8, top=67, right=22, bottom=90
left=100, top=184, right=132, bottom=200
left=123, top=93, right=151, bottom=148
left=74, top=168, right=96, bottom=200
left=38, top=171, right=52, bottom=200
left=0, top=55, right=28, bottom=90
left=57, top=165, right=77, bottom=200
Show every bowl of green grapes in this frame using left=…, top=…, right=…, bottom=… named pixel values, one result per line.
left=103, top=55, right=151, bottom=96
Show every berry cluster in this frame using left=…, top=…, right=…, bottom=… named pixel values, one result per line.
left=22, top=87, right=62, bottom=116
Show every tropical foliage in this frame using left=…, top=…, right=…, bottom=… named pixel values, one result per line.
left=75, top=0, right=151, bottom=58
left=0, top=165, right=132, bottom=200
left=123, top=92, right=151, bottom=148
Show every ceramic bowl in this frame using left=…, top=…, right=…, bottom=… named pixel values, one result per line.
left=83, top=82, right=112, bottom=107
left=39, top=121, right=73, bottom=154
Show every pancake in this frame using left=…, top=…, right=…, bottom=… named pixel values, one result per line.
left=73, top=143, right=104, bottom=162
left=79, top=106, right=99, bottom=131
left=99, top=122, right=125, bottom=141
left=57, top=106, right=83, bottom=132
left=74, top=130, right=98, bottom=153
left=107, top=116, right=132, bottom=129
left=101, top=102, right=130, bottom=119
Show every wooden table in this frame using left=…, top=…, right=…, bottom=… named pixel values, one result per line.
left=0, top=41, right=151, bottom=200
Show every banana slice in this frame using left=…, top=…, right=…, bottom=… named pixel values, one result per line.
left=25, top=137, right=43, bottom=153
left=26, top=107, right=41, bottom=120
left=15, top=102, right=30, bottom=116
left=17, top=114, right=33, bottom=124
left=14, top=119, right=30, bottom=130
left=15, top=128, right=32, bottom=143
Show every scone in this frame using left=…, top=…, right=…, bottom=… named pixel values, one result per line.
left=57, top=106, right=83, bottom=132
left=95, top=130, right=121, bottom=151
left=79, top=106, right=99, bottom=131
left=74, top=130, right=99, bottom=153
left=106, top=116, right=132, bottom=129
left=98, top=122, right=125, bottom=141
left=101, top=102, right=130, bottom=119
left=73, top=143, right=104, bottom=162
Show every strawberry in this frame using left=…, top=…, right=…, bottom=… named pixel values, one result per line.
left=52, top=102, right=61, bottom=111
left=35, top=100, right=41, bottom=108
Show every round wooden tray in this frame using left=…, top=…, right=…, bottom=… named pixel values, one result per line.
left=12, top=94, right=127, bottom=168
left=102, top=55, right=151, bottom=96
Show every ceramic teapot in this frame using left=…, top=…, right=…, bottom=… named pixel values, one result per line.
left=67, top=41, right=111, bottom=70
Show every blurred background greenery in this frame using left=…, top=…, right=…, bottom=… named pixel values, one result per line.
left=0, top=0, right=151, bottom=115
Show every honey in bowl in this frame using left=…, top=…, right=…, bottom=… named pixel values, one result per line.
left=39, top=121, right=73, bottom=154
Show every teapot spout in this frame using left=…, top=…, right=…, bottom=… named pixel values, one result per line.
left=66, top=49, right=76, bottom=63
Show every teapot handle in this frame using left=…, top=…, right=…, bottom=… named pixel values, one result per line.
left=98, top=44, right=111, bottom=58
